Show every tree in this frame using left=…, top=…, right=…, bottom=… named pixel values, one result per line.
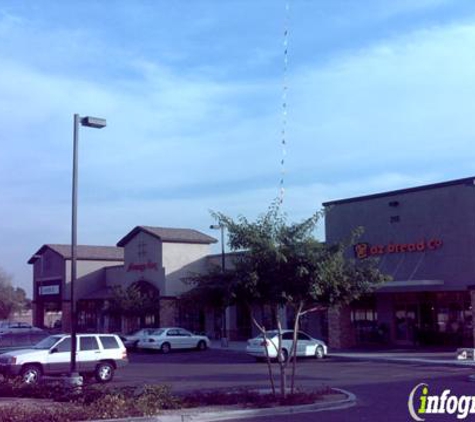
left=187, top=202, right=389, bottom=397
left=0, top=268, right=29, bottom=319
left=182, top=267, right=234, bottom=318
left=106, top=283, right=160, bottom=332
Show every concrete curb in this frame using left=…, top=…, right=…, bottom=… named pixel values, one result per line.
left=93, top=388, right=356, bottom=422
left=330, top=353, right=475, bottom=367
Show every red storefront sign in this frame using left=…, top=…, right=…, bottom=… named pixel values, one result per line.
left=354, top=239, right=443, bottom=259
left=126, top=261, right=159, bottom=272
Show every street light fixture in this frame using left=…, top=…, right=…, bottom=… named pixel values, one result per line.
left=69, top=114, right=106, bottom=386
left=210, top=224, right=228, bottom=347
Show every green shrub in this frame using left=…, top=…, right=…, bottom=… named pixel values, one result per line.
left=0, top=379, right=333, bottom=421
left=85, top=392, right=139, bottom=419
left=134, top=385, right=181, bottom=415
left=0, top=381, right=182, bottom=420
left=0, top=377, right=65, bottom=400
left=182, top=386, right=331, bottom=408
left=0, top=403, right=85, bottom=422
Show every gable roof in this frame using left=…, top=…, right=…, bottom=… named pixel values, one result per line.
left=28, top=244, right=124, bottom=264
left=117, top=226, right=217, bottom=247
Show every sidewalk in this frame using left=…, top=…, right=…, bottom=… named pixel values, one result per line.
left=329, top=350, right=473, bottom=367
left=210, top=340, right=247, bottom=351
left=210, top=340, right=475, bottom=367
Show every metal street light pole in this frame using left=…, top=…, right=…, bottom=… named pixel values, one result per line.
left=69, top=114, right=106, bottom=385
left=210, top=224, right=228, bottom=347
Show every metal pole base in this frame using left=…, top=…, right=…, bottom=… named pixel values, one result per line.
left=62, top=373, right=84, bottom=393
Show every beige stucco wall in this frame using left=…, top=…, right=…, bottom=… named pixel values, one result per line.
left=162, top=242, right=211, bottom=296
left=122, top=231, right=166, bottom=293
left=34, top=233, right=214, bottom=305
left=119, top=232, right=212, bottom=297
left=64, top=259, right=123, bottom=300
left=105, top=265, right=126, bottom=288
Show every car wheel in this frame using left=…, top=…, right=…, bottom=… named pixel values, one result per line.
left=95, top=362, right=114, bottom=383
left=21, top=364, right=42, bottom=385
left=315, top=346, right=325, bottom=359
left=197, top=340, right=207, bottom=351
left=161, top=342, right=171, bottom=354
left=278, top=349, right=289, bottom=363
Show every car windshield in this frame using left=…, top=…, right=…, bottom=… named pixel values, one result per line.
left=151, top=329, right=165, bottom=336
left=33, top=335, right=63, bottom=349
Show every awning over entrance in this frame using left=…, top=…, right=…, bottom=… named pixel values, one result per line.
left=377, top=279, right=445, bottom=293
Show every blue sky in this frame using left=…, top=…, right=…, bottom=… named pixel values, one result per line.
left=2, top=0, right=475, bottom=295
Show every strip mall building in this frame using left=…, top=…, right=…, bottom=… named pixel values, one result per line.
left=28, top=176, right=475, bottom=348
left=28, top=226, right=254, bottom=340
left=324, top=176, right=475, bottom=348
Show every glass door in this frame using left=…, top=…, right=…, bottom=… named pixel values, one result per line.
left=394, top=304, right=418, bottom=345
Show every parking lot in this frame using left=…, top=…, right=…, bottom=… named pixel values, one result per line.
left=113, top=347, right=475, bottom=393
left=105, top=347, right=475, bottom=420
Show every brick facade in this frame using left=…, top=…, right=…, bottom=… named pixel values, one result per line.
left=61, top=301, right=72, bottom=333
left=328, top=306, right=356, bottom=349
left=471, top=290, right=475, bottom=348
left=159, top=298, right=177, bottom=327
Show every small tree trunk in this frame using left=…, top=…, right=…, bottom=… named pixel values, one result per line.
left=276, top=315, right=287, bottom=398
left=250, top=311, right=276, bottom=395
left=290, top=302, right=304, bottom=393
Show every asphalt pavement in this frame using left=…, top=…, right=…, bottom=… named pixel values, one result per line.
left=210, top=340, right=475, bottom=367
left=7, top=343, right=475, bottom=421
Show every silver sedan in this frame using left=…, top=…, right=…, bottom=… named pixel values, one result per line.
left=246, top=329, right=328, bottom=361
left=122, top=328, right=160, bottom=349
left=137, top=327, right=210, bottom=353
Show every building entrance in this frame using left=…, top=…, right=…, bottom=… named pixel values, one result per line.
left=394, top=304, right=417, bottom=345
left=392, top=292, right=472, bottom=347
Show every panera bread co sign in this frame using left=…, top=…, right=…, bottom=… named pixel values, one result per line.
left=354, top=239, right=443, bottom=260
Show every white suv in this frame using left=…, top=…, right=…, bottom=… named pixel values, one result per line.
left=0, top=333, right=128, bottom=384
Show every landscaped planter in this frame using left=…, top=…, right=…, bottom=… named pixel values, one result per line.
left=0, top=379, right=356, bottom=422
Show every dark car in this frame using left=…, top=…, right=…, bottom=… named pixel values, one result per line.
left=0, top=321, right=44, bottom=334
left=0, top=331, right=49, bottom=354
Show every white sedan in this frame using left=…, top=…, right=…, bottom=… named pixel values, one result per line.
left=137, top=327, right=210, bottom=353
left=246, top=329, right=328, bottom=361
left=122, top=328, right=160, bottom=349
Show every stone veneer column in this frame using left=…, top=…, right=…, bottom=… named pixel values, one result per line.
left=328, top=306, right=356, bottom=349
left=32, top=301, right=44, bottom=328
left=61, top=301, right=72, bottom=333
left=160, top=298, right=177, bottom=326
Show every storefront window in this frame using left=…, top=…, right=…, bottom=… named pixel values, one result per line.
left=394, top=305, right=417, bottom=343
left=144, top=314, right=157, bottom=326
left=77, top=300, right=101, bottom=332
left=178, top=303, right=204, bottom=334
left=351, top=304, right=380, bottom=343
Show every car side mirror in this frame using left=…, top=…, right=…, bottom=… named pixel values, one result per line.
left=50, top=347, right=58, bottom=354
